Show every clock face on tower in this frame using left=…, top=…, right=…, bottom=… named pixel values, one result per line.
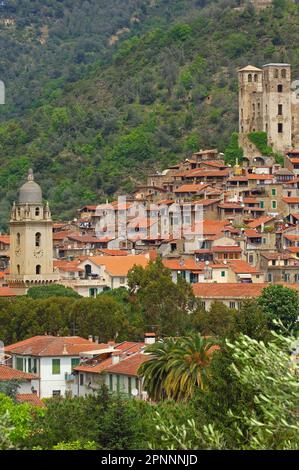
left=15, top=248, right=21, bottom=256
left=33, top=248, right=44, bottom=258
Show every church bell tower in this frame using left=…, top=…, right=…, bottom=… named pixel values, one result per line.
left=8, top=169, right=59, bottom=293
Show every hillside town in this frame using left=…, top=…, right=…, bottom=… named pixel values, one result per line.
left=0, top=63, right=298, bottom=406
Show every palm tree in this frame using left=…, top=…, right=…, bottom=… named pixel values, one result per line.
left=139, top=333, right=218, bottom=402
left=138, top=337, right=177, bottom=402
left=165, top=334, right=219, bottom=401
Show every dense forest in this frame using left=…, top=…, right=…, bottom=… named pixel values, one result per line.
left=0, top=0, right=297, bottom=227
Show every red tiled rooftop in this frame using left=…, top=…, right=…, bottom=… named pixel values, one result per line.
left=0, top=365, right=38, bottom=381
left=5, top=336, right=105, bottom=357
left=16, top=394, right=45, bottom=407
left=105, top=353, right=150, bottom=377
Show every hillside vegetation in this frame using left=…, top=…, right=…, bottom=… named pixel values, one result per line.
left=0, top=0, right=297, bottom=227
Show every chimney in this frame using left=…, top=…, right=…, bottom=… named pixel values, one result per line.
left=112, top=352, right=122, bottom=364
left=144, top=332, right=156, bottom=345
left=88, top=335, right=93, bottom=343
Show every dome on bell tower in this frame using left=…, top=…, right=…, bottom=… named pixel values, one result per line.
left=19, top=169, right=42, bottom=204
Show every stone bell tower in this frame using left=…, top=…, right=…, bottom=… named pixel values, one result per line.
left=7, top=169, right=59, bottom=294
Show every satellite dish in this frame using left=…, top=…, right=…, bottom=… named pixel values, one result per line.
left=131, top=388, right=139, bottom=397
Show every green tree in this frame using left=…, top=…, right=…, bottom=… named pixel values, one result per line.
left=258, top=285, right=299, bottom=332
left=139, top=334, right=218, bottom=402
left=27, top=284, right=80, bottom=299
left=128, top=259, right=195, bottom=336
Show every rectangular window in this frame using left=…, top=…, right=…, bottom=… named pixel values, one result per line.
left=52, top=359, right=61, bottom=375
left=109, top=374, right=113, bottom=391
left=260, top=201, right=264, bottom=209
left=128, top=377, right=132, bottom=396
left=229, top=302, right=236, bottom=309
left=278, top=123, right=283, bottom=133
left=271, top=188, right=276, bottom=196
left=79, top=374, right=84, bottom=386
left=52, top=390, right=61, bottom=397
left=272, top=200, right=277, bottom=209
left=71, top=358, right=80, bottom=371
left=278, top=104, right=283, bottom=115
left=16, top=357, right=24, bottom=371
left=117, top=375, right=120, bottom=392
left=221, top=271, right=225, bottom=277
left=268, top=273, right=273, bottom=282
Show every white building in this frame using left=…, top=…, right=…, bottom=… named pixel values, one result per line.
left=4, top=335, right=103, bottom=399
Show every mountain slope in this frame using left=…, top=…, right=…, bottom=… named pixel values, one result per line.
left=0, top=0, right=298, bottom=227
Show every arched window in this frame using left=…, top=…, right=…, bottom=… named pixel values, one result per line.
left=17, top=264, right=20, bottom=275
left=248, top=74, right=252, bottom=82
left=35, top=232, right=41, bottom=247
left=16, top=233, right=20, bottom=246
left=35, top=207, right=40, bottom=216
left=254, top=74, right=258, bottom=82
left=281, top=69, right=286, bottom=78
left=278, top=84, right=283, bottom=92
left=274, top=69, right=279, bottom=78
left=36, top=265, right=41, bottom=275
left=17, top=207, right=21, bottom=217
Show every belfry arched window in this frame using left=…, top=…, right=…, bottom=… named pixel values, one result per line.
left=16, top=233, right=20, bottom=246
left=35, top=207, right=40, bottom=216
left=35, top=232, right=41, bottom=247
left=281, top=69, right=286, bottom=78
left=254, top=74, right=258, bottom=82
left=248, top=74, right=252, bottom=82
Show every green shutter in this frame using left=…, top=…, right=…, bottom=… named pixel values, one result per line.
left=52, top=359, right=60, bottom=375
left=71, top=358, right=80, bottom=371
left=16, top=357, right=24, bottom=371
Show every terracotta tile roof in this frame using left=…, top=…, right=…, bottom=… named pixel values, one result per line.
left=0, top=287, right=16, bottom=297
left=193, top=283, right=268, bottom=298
left=84, top=254, right=149, bottom=276
left=286, top=246, right=299, bottom=253
left=53, top=260, right=83, bottom=272
left=174, top=184, right=208, bottom=193
left=75, top=357, right=113, bottom=374
left=98, top=249, right=128, bottom=256
left=53, top=230, right=79, bottom=241
left=289, top=157, right=299, bottom=163
left=283, top=234, right=299, bottom=241
left=0, top=235, right=10, bottom=245
left=244, top=229, right=261, bottom=237
left=227, top=260, right=260, bottom=274
left=201, top=160, right=226, bottom=168
left=0, top=365, right=38, bottom=381
left=16, top=394, right=45, bottom=407
left=282, top=197, right=299, bottom=204
left=5, top=336, right=103, bottom=357
left=248, top=216, right=276, bottom=229
left=163, top=259, right=203, bottom=271
left=104, top=353, right=150, bottom=377
left=247, top=174, right=274, bottom=180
